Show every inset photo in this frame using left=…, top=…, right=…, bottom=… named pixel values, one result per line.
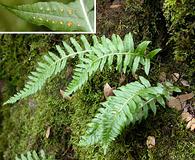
left=0, top=0, right=95, bottom=33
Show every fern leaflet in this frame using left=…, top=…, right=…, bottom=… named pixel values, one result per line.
left=79, top=77, right=180, bottom=153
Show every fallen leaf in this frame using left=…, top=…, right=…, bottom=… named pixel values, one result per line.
left=146, top=136, right=155, bottom=149
left=171, top=73, right=180, bottom=82
left=110, top=4, right=122, bottom=8
left=167, top=97, right=182, bottom=111
left=181, top=111, right=193, bottom=122
left=110, top=0, right=122, bottom=9
left=180, top=79, right=190, bottom=87
left=190, top=122, right=195, bottom=131
left=60, top=89, right=71, bottom=100
left=177, top=93, right=194, bottom=102
left=104, top=83, right=115, bottom=98
left=186, top=118, right=195, bottom=131
left=46, top=126, right=51, bottom=138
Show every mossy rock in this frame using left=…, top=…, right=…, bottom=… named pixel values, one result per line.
left=0, top=0, right=195, bottom=159
left=163, top=0, right=195, bottom=85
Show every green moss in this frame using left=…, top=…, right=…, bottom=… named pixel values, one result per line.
left=0, top=1, right=195, bottom=159
left=1, top=72, right=74, bottom=159
left=0, top=34, right=72, bottom=159
left=163, top=0, right=195, bottom=85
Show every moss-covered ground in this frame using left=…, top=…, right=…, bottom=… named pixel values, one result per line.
left=0, top=0, right=194, bottom=160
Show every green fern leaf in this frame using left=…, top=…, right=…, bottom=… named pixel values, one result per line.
left=3, top=39, right=90, bottom=105
left=0, top=0, right=94, bottom=32
left=15, top=150, right=52, bottom=160
left=4, top=33, right=160, bottom=104
left=64, top=33, right=159, bottom=96
left=79, top=77, right=180, bottom=153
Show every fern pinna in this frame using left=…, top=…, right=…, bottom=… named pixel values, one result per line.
left=79, top=77, right=181, bottom=153
left=4, top=33, right=160, bottom=105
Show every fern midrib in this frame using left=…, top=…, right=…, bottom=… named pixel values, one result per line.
left=51, top=50, right=90, bottom=67
left=94, top=52, right=137, bottom=64
left=84, top=52, right=138, bottom=71
left=80, top=0, right=93, bottom=32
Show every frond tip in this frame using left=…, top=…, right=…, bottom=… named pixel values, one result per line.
left=79, top=77, right=180, bottom=153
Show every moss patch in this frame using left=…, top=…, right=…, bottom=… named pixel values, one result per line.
left=0, top=0, right=195, bottom=159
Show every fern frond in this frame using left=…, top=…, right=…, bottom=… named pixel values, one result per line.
left=4, top=33, right=161, bottom=104
left=15, top=150, right=52, bottom=160
left=64, top=33, right=160, bottom=96
left=79, top=77, right=180, bottom=153
left=3, top=36, right=92, bottom=105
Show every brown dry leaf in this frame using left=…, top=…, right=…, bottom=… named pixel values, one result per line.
left=190, top=121, right=195, bottom=131
left=186, top=118, right=195, bottom=131
left=146, top=136, right=155, bottom=149
left=167, top=96, right=182, bottom=111
left=177, top=93, right=194, bottom=102
left=46, top=126, right=51, bottom=139
left=104, top=83, right=115, bottom=98
left=110, top=4, right=122, bottom=8
left=181, top=111, right=193, bottom=122
left=60, top=89, right=71, bottom=100
left=110, top=0, right=122, bottom=9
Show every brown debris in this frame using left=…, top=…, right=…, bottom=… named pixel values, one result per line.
left=181, top=112, right=193, bottom=122
left=167, top=96, right=182, bottom=111
left=180, top=79, right=190, bottom=87
left=46, top=126, right=51, bottom=138
left=110, top=0, right=122, bottom=9
left=60, top=89, right=71, bottom=100
left=146, top=136, right=155, bottom=149
left=171, top=73, right=190, bottom=87
left=167, top=93, right=194, bottom=111
left=177, top=93, right=194, bottom=103
left=186, top=118, right=195, bottom=131
left=171, top=73, right=180, bottom=82
left=104, top=83, right=115, bottom=98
